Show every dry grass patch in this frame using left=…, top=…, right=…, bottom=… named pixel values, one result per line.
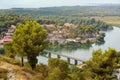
left=81, top=16, right=120, bottom=26
left=90, top=16, right=120, bottom=26
left=0, top=68, right=8, bottom=79
left=0, top=55, right=47, bottom=80
left=21, top=67, right=45, bottom=80
left=0, top=55, right=21, bottom=66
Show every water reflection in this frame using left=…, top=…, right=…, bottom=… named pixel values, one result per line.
left=55, top=26, right=120, bottom=60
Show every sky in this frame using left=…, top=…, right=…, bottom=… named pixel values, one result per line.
left=0, top=0, right=120, bottom=9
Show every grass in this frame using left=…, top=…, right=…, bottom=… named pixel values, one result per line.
left=95, top=16, right=120, bottom=25
left=0, top=55, right=21, bottom=66
left=90, top=16, right=120, bottom=27
left=0, top=55, right=48, bottom=80
left=0, top=68, right=8, bottom=80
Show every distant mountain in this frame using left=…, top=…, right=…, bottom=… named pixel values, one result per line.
left=10, top=3, right=120, bottom=9
left=98, top=3, right=120, bottom=6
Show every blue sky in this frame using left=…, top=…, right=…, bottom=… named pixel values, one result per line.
left=0, top=0, right=120, bottom=9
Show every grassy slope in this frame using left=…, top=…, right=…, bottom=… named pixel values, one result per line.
left=0, top=55, right=45, bottom=80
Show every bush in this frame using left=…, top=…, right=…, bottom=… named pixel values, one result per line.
left=35, top=64, right=48, bottom=77
left=0, top=68, right=8, bottom=79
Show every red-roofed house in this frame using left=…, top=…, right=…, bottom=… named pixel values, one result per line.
left=0, top=25, right=16, bottom=46
left=0, top=40, right=4, bottom=44
left=3, top=36, right=12, bottom=42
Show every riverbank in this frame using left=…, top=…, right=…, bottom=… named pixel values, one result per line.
left=111, top=24, right=120, bottom=27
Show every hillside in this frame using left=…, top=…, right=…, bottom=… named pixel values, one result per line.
left=0, top=5, right=119, bottom=26
left=0, top=55, right=46, bottom=80
left=0, top=48, right=119, bottom=80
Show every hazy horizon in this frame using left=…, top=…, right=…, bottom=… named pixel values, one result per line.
left=0, top=0, right=120, bottom=9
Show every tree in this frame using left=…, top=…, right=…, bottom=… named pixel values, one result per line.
left=69, top=66, right=85, bottom=80
left=96, top=33, right=105, bottom=43
left=4, top=41, right=15, bottom=58
left=46, top=58, right=69, bottom=80
left=83, top=48, right=118, bottom=80
left=12, top=21, right=48, bottom=69
left=1, top=32, right=6, bottom=38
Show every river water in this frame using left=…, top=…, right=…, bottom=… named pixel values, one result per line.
left=37, top=26, right=120, bottom=64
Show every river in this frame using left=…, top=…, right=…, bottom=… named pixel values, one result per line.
left=37, top=26, right=120, bottom=64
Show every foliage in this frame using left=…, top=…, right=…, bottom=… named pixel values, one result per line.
left=115, top=51, right=120, bottom=68
left=69, top=66, right=85, bottom=80
left=83, top=48, right=118, bottom=80
left=35, top=64, right=48, bottom=77
left=0, top=6, right=120, bottom=18
left=96, top=33, right=105, bottom=43
left=4, top=41, right=15, bottom=58
left=46, top=58, right=69, bottom=80
left=0, top=68, right=8, bottom=80
left=63, top=48, right=118, bottom=80
left=12, top=21, right=48, bottom=69
left=0, top=14, right=29, bottom=34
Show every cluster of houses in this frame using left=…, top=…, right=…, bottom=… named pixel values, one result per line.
left=45, top=23, right=75, bottom=44
left=45, top=23, right=97, bottom=44
left=0, top=22, right=97, bottom=47
left=0, top=25, right=16, bottom=47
